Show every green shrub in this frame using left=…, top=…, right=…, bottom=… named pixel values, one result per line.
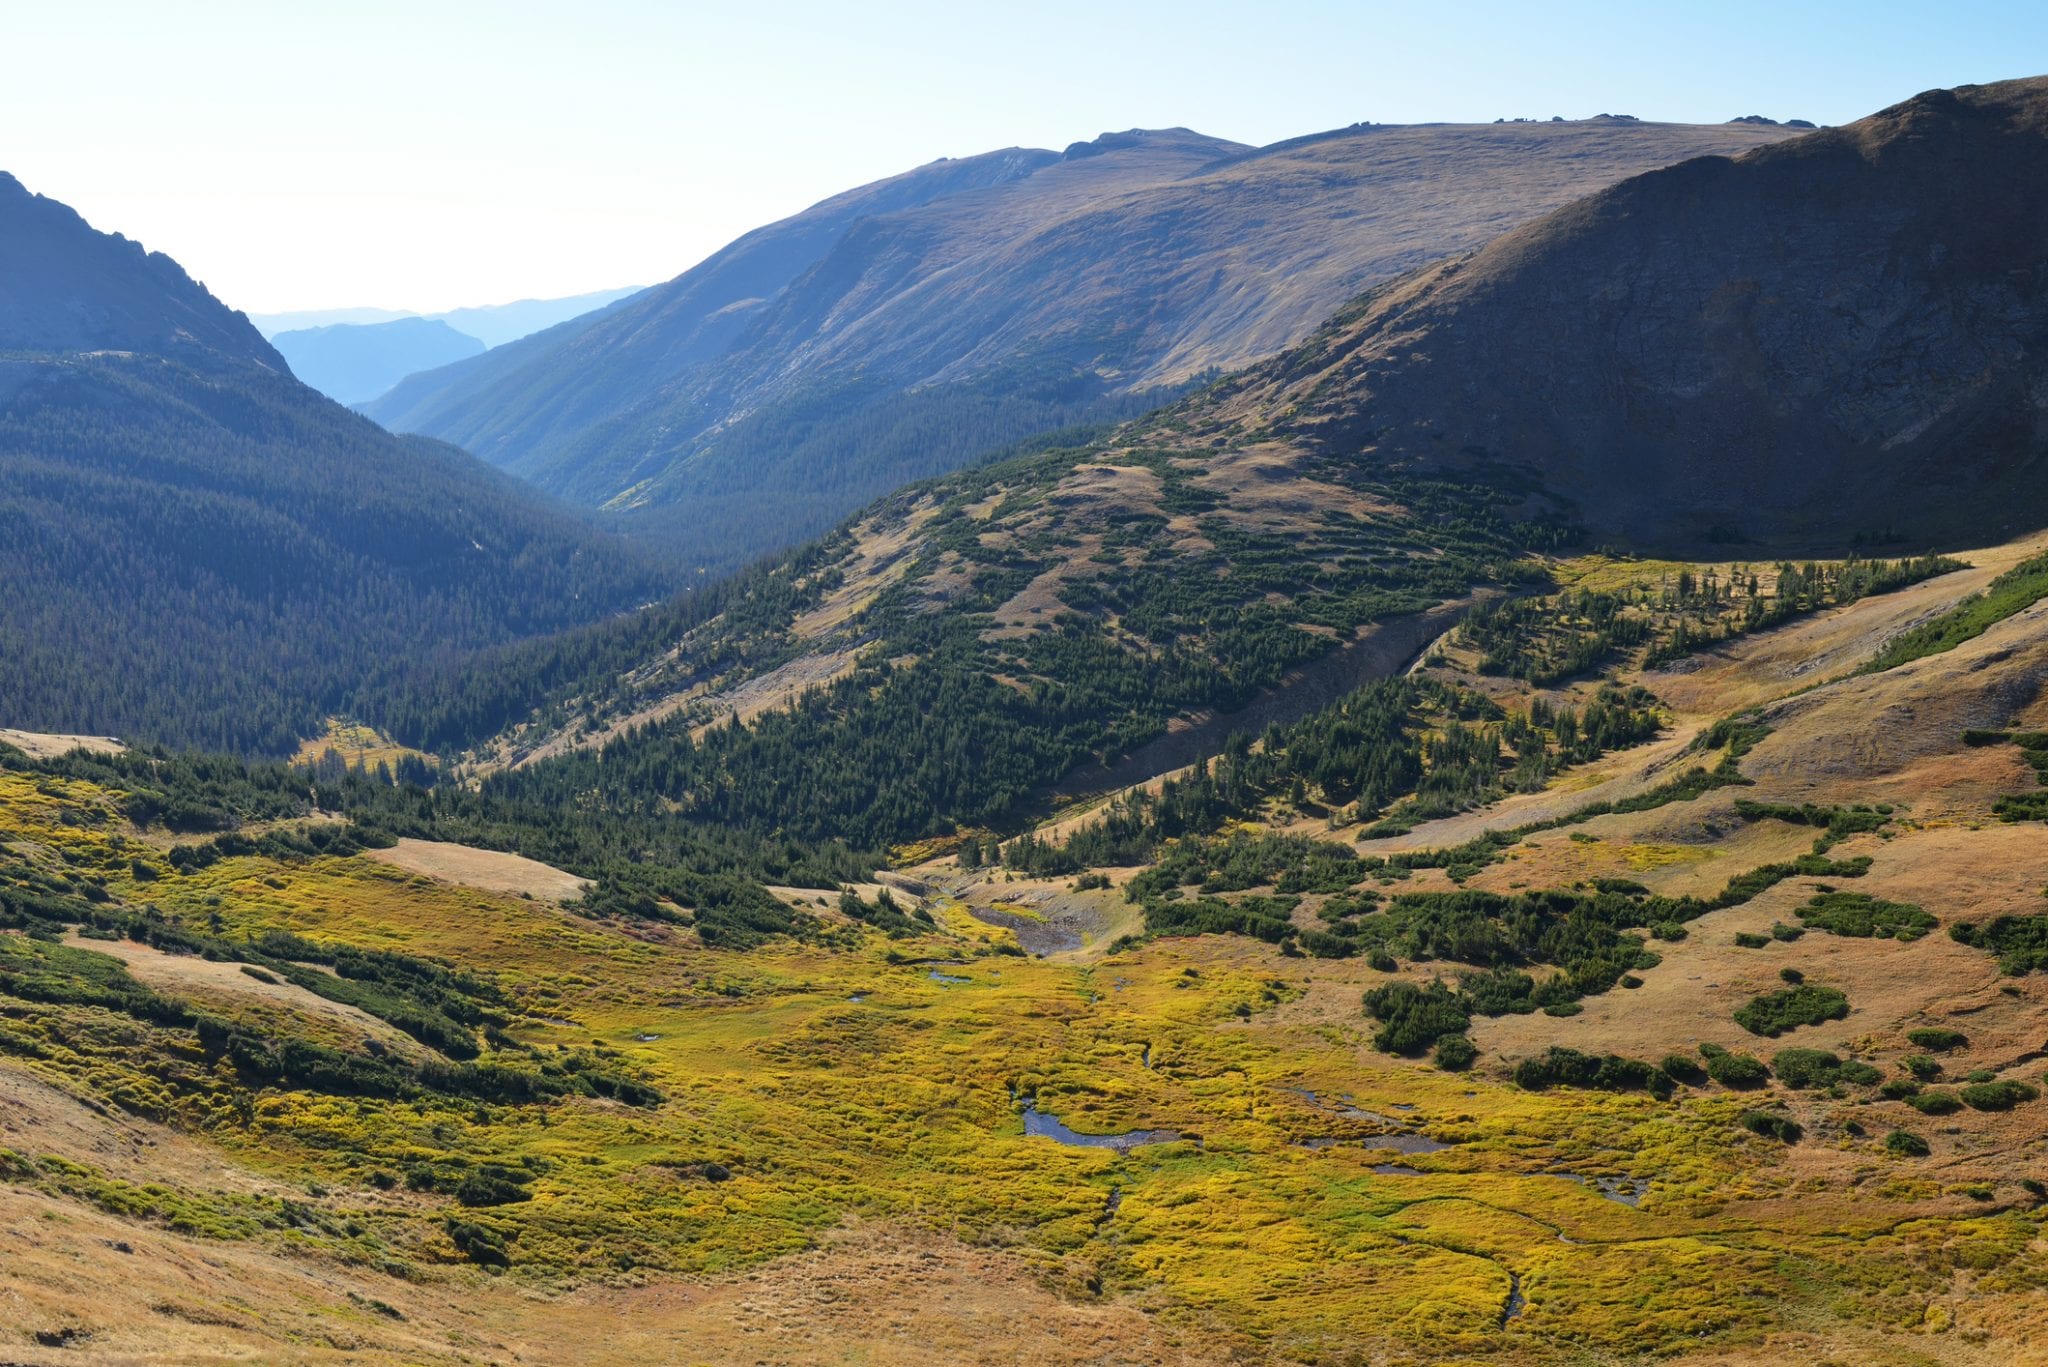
left=1948, top=913, right=2048, bottom=974
left=1771, top=1048, right=1844, bottom=1089
left=444, top=1218, right=512, bottom=1267
left=1779, top=966, right=1804, bottom=984
left=1902, top=1053, right=1942, bottom=1079
left=1906, top=1027, right=1968, bottom=1051
left=1735, top=984, right=1849, bottom=1038
left=1880, top=1078, right=1921, bottom=1100
left=1734, top=932, right=1770, bottom=949
left=1660, top=1054, right=1707, bottom=1085
left=454, top=1174, right=531, bottom=1207
left=1706, top=1052, right=1770, bottom=1088
left=1958, top=1080, right=2039, bottom=1111
left=1907, top=1090, right=1963, bottom=1116
left=1363, top=980, right=1469, bottom=1056
left=1512, top=1047, right=1674, bottom=1098
left=1798, top=892, right=1936, bottom=941
left=1884, top=1129, right=1930, bottom=1157
left=1434, top=1034, right=1478, bottom=1071
left=1738, top=1110, right=1802, bottom=1143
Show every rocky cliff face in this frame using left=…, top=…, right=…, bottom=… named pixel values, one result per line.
left=1228, top=78, right=2048, bottom=551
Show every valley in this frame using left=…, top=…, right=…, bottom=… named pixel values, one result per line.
left=6, top=521, right=2048, bottom=1363
left=3, top=37, right=2047, bottom=1367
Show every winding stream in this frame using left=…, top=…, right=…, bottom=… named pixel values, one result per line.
left=1022, top=1102, right=1181, bottom=1151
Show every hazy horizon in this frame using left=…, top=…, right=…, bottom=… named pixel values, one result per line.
left=7, top=0, right=2042, bottom=315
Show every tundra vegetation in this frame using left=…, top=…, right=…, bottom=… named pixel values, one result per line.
left=4, top=532, right=2048, bottom=1362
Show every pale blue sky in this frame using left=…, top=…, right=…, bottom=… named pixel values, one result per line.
left=5, top=0, right=2041, bottom=313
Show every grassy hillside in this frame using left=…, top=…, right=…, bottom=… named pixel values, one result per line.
left=4, top=522, right=2048, bottom=1362
left=383, top=79, right=2048, bottom=848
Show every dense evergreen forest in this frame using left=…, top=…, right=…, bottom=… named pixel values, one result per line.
left=465, top=455, right=1563, bottom=851
left=0, top=353, right=668, bottom=754
left=0, top=742, right=868, bottom=948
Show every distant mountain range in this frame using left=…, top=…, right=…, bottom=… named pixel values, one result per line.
left=0, top=173, right=667, bottom=753
left=251, top=288, right=645, bottom=405
left=271, top=316, right=485, bottom=405
left=365, top=118, right=1798, bottom=572
left=250, top=286, right=644, bottom=347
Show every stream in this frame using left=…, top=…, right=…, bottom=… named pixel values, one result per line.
left=1022, top=1102, right=1181, bottom=1151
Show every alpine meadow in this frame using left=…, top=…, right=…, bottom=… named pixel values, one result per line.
left=4, top=10, right=2048, bottom=1365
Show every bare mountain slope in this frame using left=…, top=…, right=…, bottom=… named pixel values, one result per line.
left=366, top=119, right=1794, bottom=570
left=1222, top=78, right=2048, bottom=552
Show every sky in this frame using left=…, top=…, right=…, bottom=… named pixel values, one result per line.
left=5, top=0, right=2042, bottom=315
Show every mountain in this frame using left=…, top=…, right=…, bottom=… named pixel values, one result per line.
left=0, top=173, right=670, bottom=754
left=429, top=286, right=645, bottom=347
left=247, top=304, right=413, bottom=332
left=1216, top=77, right=2048, bottom=553
left=0, top=173, right=286, bottom=362
left=366, top=119, right=1797, bottom=572
left=384, top=79, right=2048, bottom=850
left=271, top=316, right=485, bottom=404
left=251, top=287, right=645, bottom=349
left=11, top=82, right=2048, bottom=1367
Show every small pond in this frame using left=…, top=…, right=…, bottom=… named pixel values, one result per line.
left=1023, top=1102, right=1180, bottom=1151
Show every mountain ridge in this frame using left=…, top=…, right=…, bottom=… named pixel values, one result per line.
left=0, top=174, right=669, bottom=753
left=392, top=78, right=2048, bottom=856
left=0, top=171, right=282, bottom=368
left=1203, top=77, right=2048, bottom=552
left=366, top=118, right=1796, bottom=570
left=272, top=316, right=485, bottom=405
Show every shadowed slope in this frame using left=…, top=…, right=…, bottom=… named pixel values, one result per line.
left=1217, top=78, right=2048, bottom=551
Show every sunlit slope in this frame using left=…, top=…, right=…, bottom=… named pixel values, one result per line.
left=367, top=119, right=1794, bottom=570
left=8, top=529, right=2048, bottom=1366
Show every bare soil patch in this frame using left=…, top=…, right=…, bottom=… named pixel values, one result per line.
left=60, top=932, right=415, bottom=1049
left=0, top=727, right=123, bottom=759
left=362, top=838, right=590, bottom=903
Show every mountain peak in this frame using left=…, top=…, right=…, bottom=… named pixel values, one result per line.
left=1060, top=127, right=1228, bottom=159
left=0, top=171, right=283, bottom=369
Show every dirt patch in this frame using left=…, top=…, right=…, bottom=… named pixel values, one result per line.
left=685, top=649, right=861, bottom=740
left=1189, top=441, right=1397, bottom=527
left=60, top=933, right=415, bottom=1049
left=0, top=1068, right=277, bottom=1194
left=520, top=1221, right=1231, bottom=1367
left=362, top=838, right=590, bottom=903
left=0, top=728, right=123, bottom=760
left=0, top=1177, right=513, bottom=1365
left=791, top=504, right=940, bottom=640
